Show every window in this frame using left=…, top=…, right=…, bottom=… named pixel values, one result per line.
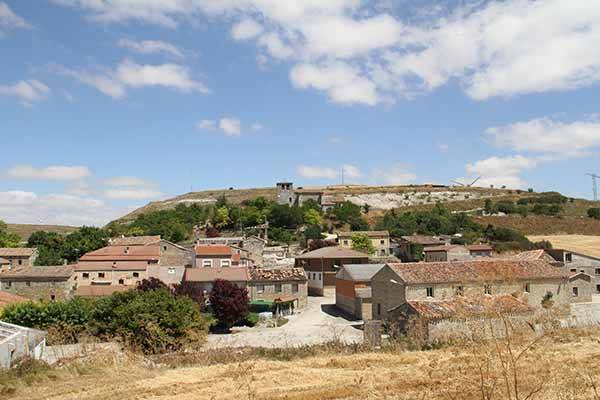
left=597, top=284, right=600, bottom=293
left=256, top=284, right=264, bottom=294
left=6, top=281, right=11, bottom=288
left=455, top=286, right=464, bottom=296
left=343, top=240, right=349, bottom=246
left=570, top=268, right=577, bottom=273
left=133, top=272, right=139, bottom=278
left=118, top=279, right=124, bottom=285
left=221, top=260, right=231, bottom=267
left=163, top=246, right=167, bottom=251
left=484, top=284, right=492, bottom=295
left=275, top=284, right=282, bottom=293
left=525, top=283, right=531, bottom=293
left=565, top=253, right=573, bottom=262
left=595, top=268, right=600, bottom=275
left=380, top=240, right=385, bottom=245
left=377, top=303, right=381, bottom=316
left=426, top=287, right=434, bottom=297
left=18, top=259, right=22, bottom=265
left=26, top=281, right=30, bottom=287
left=572, top=287, right=579, bottom=297
left=203, top=260, right=212, bottom=268
left=82, top=273, right=89, bottom=279
left=98, top=272, right=105, bottom=278
left=168, top=268, right=176, bottom=275
left=50, top=295, right=56, bottom=301
left=292, top=283, right=299, bottom=293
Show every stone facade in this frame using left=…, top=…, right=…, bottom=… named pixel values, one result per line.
left=247, top=281, right=308, bottom=309
left=549, top=250, right=600, bottom=295
left=159, top=240, right=193, bottom=267
left=424, top=246, right=471, bottom=262
left=0, top=248, right=38, bottom=269
left=338, top=231, right=390, bottom=256
left=75, top=267, right=148, bottom=287
left=0, top=279, right=73, bottom=301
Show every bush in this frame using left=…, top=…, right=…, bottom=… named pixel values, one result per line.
left=209, top=280, right=249, bottom=330
left=588, top=208, right=600, bottom=219
left=351, top=233, right=375, bottom=254
left=137, top=277, right=168, bottom=292
left=173, top=281, right=206, bottom=311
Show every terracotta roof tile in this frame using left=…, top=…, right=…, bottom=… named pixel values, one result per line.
left=75, top=261, right=149, bottom=271
left=80, top=245, right=160, bottom=262
left=0, top=257, right=9, bottom=265
left=296, top=246, right=369, bottom=259
left=405, top=295, right=532, bottom=320
left=109, top=236, right=161, bottom=246
left=249, top=267, right=307, bottom=282
left=0, top=266, right=73, bottom=280
left=0, top=248, right=35, bottom=257
left=400, top=235, right=451, bottom=245
left=386, top=260, right=568, bottom=284
left=194, top=245, right=233, bottom=256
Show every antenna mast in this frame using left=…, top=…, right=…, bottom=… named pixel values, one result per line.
left=587, top=173, right=600, bottom=201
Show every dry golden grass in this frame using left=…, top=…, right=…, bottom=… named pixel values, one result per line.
left=6, top=327, right=600, bottom=400
left=7, top=224, right=79, bottom=241
left=528, top=235, right=600, bottom=258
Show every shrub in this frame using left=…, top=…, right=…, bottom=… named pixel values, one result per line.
left=173, top=281, right=206, bottom=311
left=209, top=280, right=249, bottom=329
left=137, top=277, right=168, bottom=292
left=351, top=233, right=375, bottom=254
left=588, top=208, right=600, bottom=220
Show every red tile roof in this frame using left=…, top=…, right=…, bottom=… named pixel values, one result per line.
left=0, top=291, right=28, bottom=308
left=511, top=249, right=556, bottom=262
left=405, top=295, right=532, bottom=320
left=0, top=248, right=35, bottom=257
left=0, top=266, right=73, bottom=280
left=249, top=267, right=307, bottom=282
left=109, top=236, right=161, bottom=246
left=467, top=244, right=494, bottom=252
left=184, top=267, right=249, bottom=282
left=80, top=245, right=160, bottom=262
left=296, top=246, right=369, bottom=259
left=0, top=257, right=9, bottom=265
left=386, top=260, right=569, bottom=285
left=75, top=261, right=150, bottom=271
left=194, top=245, right=233, bottom=256
left=75, top=285, right=134, bottom=297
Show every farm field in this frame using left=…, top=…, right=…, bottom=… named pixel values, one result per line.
left=528, top=234, right=600, bottom=258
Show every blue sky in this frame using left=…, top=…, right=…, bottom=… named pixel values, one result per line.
left=1, top=0, right=600, bottom=226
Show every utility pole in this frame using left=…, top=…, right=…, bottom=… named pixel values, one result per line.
left=587, top=173, right=600, bottom=201
left=341, top=167, right=345, bottom=185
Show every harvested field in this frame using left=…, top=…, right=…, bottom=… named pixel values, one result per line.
left=6, top=224, right=79, bottom=241
left=474, top=215, right=600, bottom=235
left=528, top=235, right=600, bottom=258
left=5, top=328, right=600, bottom=400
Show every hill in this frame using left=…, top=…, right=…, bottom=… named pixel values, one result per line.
left=6, top=224, right=79, bottom=241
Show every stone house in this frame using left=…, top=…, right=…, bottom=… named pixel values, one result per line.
left=546, top=249, right=600, bottom=295
left=394, top=235, right=452, bottom=261
left=371, top=260, right=574, bottom=321
left=337, top=231, right=391, bottom=256
left=248, top=268, right=308, bottom=310
left=183, top=266, right=250, bottom=293
left=275, top=182, right=325, bottom=208
left=423, top=244, right=493, bottom=262
left=295, top=246, right=369, bottom=295
left=195, top=236, right=265, bottom=266
left=0, top=266, right=74, bottom=301
left=0, top=248, right=38, bottom=269
left=193, top=245, right=250, bottom=268
left=335, top=264, right=384, bottom=320
left=109, top=236, right=193, bottom=267
left=195, top=236, right=244, bottom=246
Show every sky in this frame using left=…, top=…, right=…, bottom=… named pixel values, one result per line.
left=1, top=0, right=600, bottom=226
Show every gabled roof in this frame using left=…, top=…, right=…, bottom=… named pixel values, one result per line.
left=337, top=231, right=390, bottom=238
left=0, top=291, right=28, bottom=308
left=80, top=245, right=160, bottom=262
left=75, top=261, right=149, bottom=271
left=467, top=244, right=494, bottom=252
left=249, top=267, right=307, bottom=282
left=0, top=248, right=35, bottom=257
left=511, top=249, right=557, bottom=262
left=184, top=267, right=250, bottom=282
left=385, top=260, right=569, bottom=285
left=109, top=235, right=161, bottom=246
left=399, top=235, right=450, bottom=245
left=336, top=264, right=385, bottom=282
left=0, top=266, right=73, bottom=281
left=400, top=295, right=532, bottom=320
left=194, top=245, right=233, bottom=256
left=423, top=245, right=466, bottom=252
left=296, top=246, right=369, bottom=259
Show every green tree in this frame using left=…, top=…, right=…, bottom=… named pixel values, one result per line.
left=332, top=201, right=362, bottom=224
left=268, top=204, right=303, bottom=229
left=62, top=227, right=109, bottom=262
left=212, top=206, right=232, bottom=229
left=304, top=225, right=323, bottom=241
left=350, top=233, right=375, bottom=254
left=303, top=208, right=323, bottom=226
left=0, top=220, right=20, bottom=248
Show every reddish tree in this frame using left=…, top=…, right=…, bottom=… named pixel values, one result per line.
left=308, top=238, right=338, bottom=251
left=209, top=279, right=249, bottom=328
left=173, top=281, right=206, bottom=311
left=136, top=277, right=167, bottom=292
left=206, top=226, right=220, bottom=238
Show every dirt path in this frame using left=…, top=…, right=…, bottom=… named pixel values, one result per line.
left=204, top=292, right=363, bottom=349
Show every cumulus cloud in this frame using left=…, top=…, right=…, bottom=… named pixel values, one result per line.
left=51, top=60, right=209, bottom=98
left=52, top=0, right=600, bottom=105
left=219, top=117, right=242, bottom=136
left=197, top=119, right=216, bottom=130
left=0, top=80, right=50, bottom=105
left=0, top=2, right=29, bottom=31
left=0, top=190, right=123, bottom=226
left=103, top=176, right=162, bottom=200
left=371, top=163, right=416, bottom=185
left=117, top=38, right=184, bottom=58
left=463, top=155, right=538, bottom=189
left=486, top=116, right=600, bottom=158
left=342, top=164, right=362, bottom=179
left=5, top=165, right=91, bottom=181
left=198, top=117, right=260, bottom=137
left=231, top=19, right=264, bottom=40
left=297, top=165, right=339, bottom=180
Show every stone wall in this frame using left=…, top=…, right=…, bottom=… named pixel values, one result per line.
left=75, top=269, right=147, bottom=287
left=159, top=241, right=192, bottom=267
left=0, top=279, right=73, bottom=301
left=248, top=281, right=308, bottom=309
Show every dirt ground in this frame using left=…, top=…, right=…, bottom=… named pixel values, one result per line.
left=8, top=327, right=600, bottom=400
left=205, top=291, right=362, bottom=349
left=528, top=234, right=600, bottom=258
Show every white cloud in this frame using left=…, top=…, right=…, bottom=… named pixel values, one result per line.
left=342, top=164, right=362, bottom=179
left=103, top=176, right=162, bottom=200
left=251, top=123, right=263, bottom=132
left=52, top=60, right=209, bottom=98
left=297, top=165, right=339, bottom=180
left=0, top=190, right=123, bottom=226
left=231, top=19, right=264, bottom=40
left=0, top=80, right=50, bottom=105
left=486, top=116, right=600, bottom=158
left=117, top=38, right=184, bottom=58
left=463, top=155, right=538, bottom=189
left=290, top=61, right=379, bottom=106
left=371, top=163, right=416, bottom=185
left=5, top=165, right=91, bottom=181
left=0, top=2, right=29, bottom=31
left=53, top=0, right=600, bottom=104
left=219, top=117, right=242, bottom=137
left=197, top=119, right=216, bottom=130
left=66, top=180, right=92, bottom=196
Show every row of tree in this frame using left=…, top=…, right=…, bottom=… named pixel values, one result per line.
left=27, top=227, right=109, bottom=266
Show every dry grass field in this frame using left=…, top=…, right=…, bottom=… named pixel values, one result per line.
left=528, top=235, right=600, bottom=258
left=5, top=328, right=600, bottom=400
left=475, top=216, right=600, bottom=236
left=6, top=224, right=79, bottom=241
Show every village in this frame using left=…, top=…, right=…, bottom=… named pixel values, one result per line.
left=2, top=182, right=600, bottom=367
